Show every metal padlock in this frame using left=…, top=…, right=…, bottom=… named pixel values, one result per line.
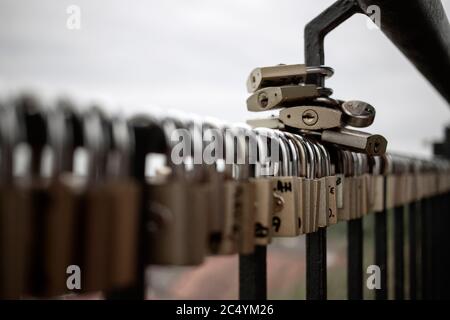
left=145, top=117, right=207, bottom=265
left=280, top=131, right=308, bottom=234
left=320, top=144, right=337, bottom=225
left=246, top=85, right=332, bottom=112
left=250, top=129, right=277, bottom=245
left=279, top=106, right=342, bottom=130
left=35, top=105, right=82, bottom=296
left=283, top=132, right=309, bottom=234
left=251, top=177, right=274, bottom=245
left=255, top=129, right=300, bottom=237
left=305, top=137, right=328, bottom=228
left=231, top=127, right=255, bottom=254
left=337, top=150, right=351, bottom=221
left=78, top=108, right=112, bottom=292
left=270, top=131, right=300, bottom=237
left=246, top=64, right=334, bottom=93
left=320, top=128, right=388, bottom=156
left=300, top=136, right=320, bottom=232
left=0, top=102, right=32, bottom=299
left=104, top=115, right=140, bottom=290
left=339, top=100, right=376, bottom=128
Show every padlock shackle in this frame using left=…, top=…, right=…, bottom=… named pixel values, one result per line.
left=81, top=106, right=110, bottom=182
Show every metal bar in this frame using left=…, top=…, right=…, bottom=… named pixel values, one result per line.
left=393, top=205, right=404, bottom=300
left=356, top=0, right=450, bottom=104
left=416, top=199, right=423, bottom=300
left=408, top=201, right=418, bottom=300
left=306, top=228, right=327, bottom=300
left=239, top=246, right=267, bottom=300
left=374, top=176, right=388, bottom=300
left=303, top=1, right=361, bottom=301
left=304, top=0, right=361, bottom=86
left=431, top=195, right=442, bottom=299
left=443, top=192, right=450, bottom=300
left=347, top=218, right=363, bottom=300
left=374, top=210, right=387, bottom=299
left=421, top=197, right=432, bottom=299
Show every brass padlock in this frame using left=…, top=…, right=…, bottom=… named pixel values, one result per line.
left=246, top=85, right=331, bottom=112
left=104, top=115, right=140, bottom=290
left=0, top=103, right=32, bottom=298
left=146, top=118, right=207, bottom=265
left=270, top=131, right=301, bottom=237
left=246, top=64, right=334, bottom=93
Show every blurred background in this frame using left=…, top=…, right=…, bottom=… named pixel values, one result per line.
left=0, top=0, right=448, bottom=299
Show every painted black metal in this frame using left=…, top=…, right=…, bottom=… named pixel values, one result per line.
left=347, top=218, right=363, bottom=300
left=304, top=0, right=362, bottom=86
left=356, top=0, right=450, bottom=104
left=306, top=228, right=327, bottom=300
left=303, top=0, right=362, bottom=301
left=394, top=206, right=404, bottom=300
left=408, top=201, right=418, bottom=300
left=374, top=176, right=388, bottom=300
left=239, top=245, right=267, bottom=300
left=421, top=197, right=432, bottom=299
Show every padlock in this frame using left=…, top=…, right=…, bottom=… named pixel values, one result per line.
left=246, top=64, right=334, bottom=93
left=271, top=131, right=300, bottom=237
left=36, top=104, right=82, bottom=296
left=299, top=135, right=320, bottom=232
left=0, top=101, right=32, bottom=299
left=255, top=129, right=300, bottom=237
left=144, top=117, right=207, bottom=264
left=219, top=124, right=258, bottom=255
left=384, top=155, right=395, bottom=210
left=230, top=127, right=256, bottom=254
left=12, top=95, right=80, bottom=297
left=372, top=156, right=385, bottom=212
left=305, top=137, right=328, bottom=228
left=279, top=106, right=342, bottom=131
left=314, top=140, right=337, bottom=225
left=103, top=115, right=140, bottom=290
left=249, top=129, right=276, bottom=245
left=283, top=132, right=309, bottom=234
left=339, top=100, right=376, bottom=128
left=320, top=128, right=387, bottom=156
left=246, top=85, right=332, bottom=112
left=247, top=117, right=285, bottom=130
left=77, top=107, right=113, bottom=292
left=337, top=150, right=352, bottom=221
left=251, top=177, right=274, bottom=245
left=200, top=121, right=229, bottom=255
left=279, top=131, right=306, bottom=234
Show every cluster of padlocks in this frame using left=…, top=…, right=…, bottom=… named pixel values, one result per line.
left=246, top=64, right=387, bottom=155
left=0, top=84, right=450, bottom=299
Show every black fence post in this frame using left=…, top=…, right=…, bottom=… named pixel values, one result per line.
left=347, top=219, right=363, bottom=299
left=239, top=246, right=267, bottom=300
left=393, top=205, right=405, bottom=300
left=306, top=228, right=327, bottom=300
left=408, top=200, right=418, bottom=300
left=375, top=176, right=388, bottom=300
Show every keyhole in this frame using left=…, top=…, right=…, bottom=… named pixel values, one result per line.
left=258, top=92, right=269, bottom=108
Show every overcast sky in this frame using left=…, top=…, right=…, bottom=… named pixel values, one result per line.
left=0, top=0, right=449, bottom=156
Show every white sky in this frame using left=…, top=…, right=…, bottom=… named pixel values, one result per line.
left=0, top=0, right=449, bottom=156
